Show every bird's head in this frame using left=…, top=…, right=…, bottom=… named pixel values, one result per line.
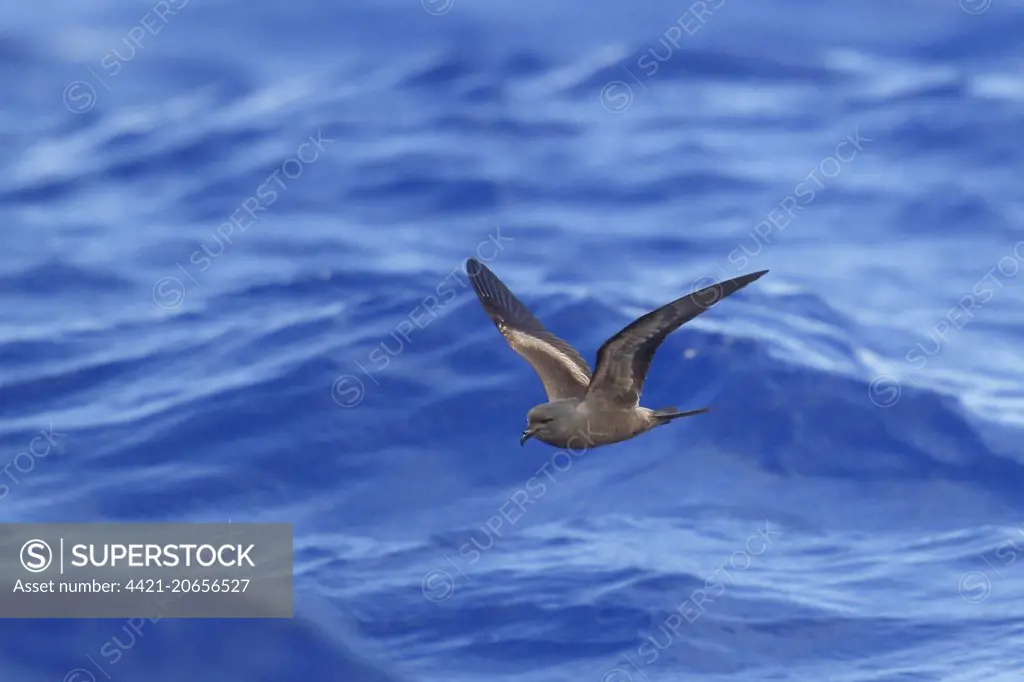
left=521, top=402, right=574, bottom=446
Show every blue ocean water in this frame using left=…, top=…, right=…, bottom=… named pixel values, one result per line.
left=2, top=0, right=1024, bottom=679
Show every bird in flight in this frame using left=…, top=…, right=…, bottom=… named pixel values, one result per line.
left=465, top=258, right=768, bottom=449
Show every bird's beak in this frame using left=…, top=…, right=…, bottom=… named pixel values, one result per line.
left=520, top=428, right=534, bottom=446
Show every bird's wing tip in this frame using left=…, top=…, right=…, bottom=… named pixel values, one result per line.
left=744, top=269, right=769, bottom=283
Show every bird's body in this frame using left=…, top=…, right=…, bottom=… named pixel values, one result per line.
left=465, top=258, right=768, bottom=450
left=523, top=398, right=702, bottom=449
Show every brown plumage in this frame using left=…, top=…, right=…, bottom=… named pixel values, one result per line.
left=466, top=258, right=768, bottom=448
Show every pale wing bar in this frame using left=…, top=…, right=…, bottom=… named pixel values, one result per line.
left=466, top=258, right=592, bottom=400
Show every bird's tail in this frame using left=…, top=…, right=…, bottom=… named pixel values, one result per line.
left=651, top=407, right=711, bottom=425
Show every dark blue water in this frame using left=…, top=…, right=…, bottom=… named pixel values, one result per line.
left=3, top=0, right=1024, bottom=679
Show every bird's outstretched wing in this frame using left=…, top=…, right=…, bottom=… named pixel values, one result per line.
left=466, top=258, right=592, bottom=400
left=587, top=270, right=769, bottom=407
